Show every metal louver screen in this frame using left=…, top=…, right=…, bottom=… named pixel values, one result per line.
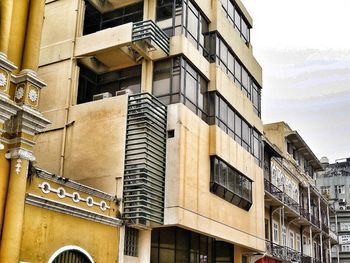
left=123, top=93, right=167, bottom=226
left=52, top=250, right=92, bottom=263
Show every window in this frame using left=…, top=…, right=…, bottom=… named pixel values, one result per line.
left=265, top=219, right=269, bottom=240
left=77, top=64, right=141, bottom=104
left=156, top=0, right=209, bottom=56
left=125, top=227, right=139, bottom=257
left=205, top=33, right=262, bottom=116
left=296, top=234, right=301, bottom=252
left=335, top=185, right=345, bottom=194
left=153, top=56, right=208, bottom=121
left=210, top=156, right=253, bottom=211
left=219, top=0, right=250, bottom=44
left=208, top=92, right=263, bottom=165
left=273, top=221, right=279, bottom=243
left=282, top=226, right=286, bottom=246
left=151, top=227, right=233, bottom=263
left=289, top=231, right=294, bottom=249
left=83, top=1, right=144, bottom=35
left=342, top=244, right=350, bottom=252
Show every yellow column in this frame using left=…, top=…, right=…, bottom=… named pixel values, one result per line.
left=7, top=0, right=30, bottom=73
left=21, top=0, right=46, bottom=72
left=0, top=145, right=10, bottom=236
left=0, top=0, right=14, bottom=55
left=0, top=150, right=32, bottom=263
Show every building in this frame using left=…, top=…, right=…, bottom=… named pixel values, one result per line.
left=0, top=1, right=122, bottom=262
left=262, top=122, right=338, bottom=263
left=316, top=157, right=350, bottom=263
left=34, top=0, right=266, bottom=262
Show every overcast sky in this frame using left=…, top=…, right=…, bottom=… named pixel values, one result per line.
left=241, top=0, right=350, bottom=163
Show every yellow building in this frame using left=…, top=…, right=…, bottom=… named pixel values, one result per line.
left=0, top=0, right=121, bottom=262
left=34, top=0, right=265, bottom=262
left=262, top=122, right=338, bottom=263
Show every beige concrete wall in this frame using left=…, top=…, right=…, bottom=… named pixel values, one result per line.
left=164, top=103, right=265, bottom=252
left=264, top=122, right=286, bottom=154
left=40, top=0, right=78, bottom=66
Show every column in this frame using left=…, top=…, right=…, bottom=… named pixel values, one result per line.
left=0, top=149, right=35, bottom=263
left=309, top=228, right=313, bottom=258
left=320, top=233, right=323, bottom=262
left=21, top=0, right=46, bottom=72
left=0, top=0, right=14, bottom=55
left=141, top=60, right=154, bottom=93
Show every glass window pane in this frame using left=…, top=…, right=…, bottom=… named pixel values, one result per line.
left=234, top=60, right=241, bottom=83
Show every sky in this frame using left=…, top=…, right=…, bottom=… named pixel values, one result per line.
left=241, top=0, right=350, bottom=163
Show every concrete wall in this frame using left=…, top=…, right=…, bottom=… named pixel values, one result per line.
left=164, top=103, right=265, bottom=252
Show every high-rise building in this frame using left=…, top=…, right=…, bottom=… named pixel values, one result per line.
left=263, top=122, right=338, bottom=263
left=316, top=157, right=350, bottom=263
left=34, top=0, right=266, bottom=262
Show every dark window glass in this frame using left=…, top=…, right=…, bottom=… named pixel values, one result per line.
left=207, top=33, right=262, bottom=116
left=83, top=1, right=143, bottom=35
left=159, top=227, right=175, bottom=263
left=215, top=241, right=233, bottom=263
left=77, top=64, right=141, bottom=104
left=210, top=156, right=253, bottom=211
left=124, top=227, right=139, bottom=257
left=220, top=0, right=251, bottom=45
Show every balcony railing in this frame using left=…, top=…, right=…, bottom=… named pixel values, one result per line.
left=264, top=179, right=300, bottom=214
left=132, top=20, right=170, bottom=55
left=286, top=247, right=301, bottom=262
left=266, top=241, right=287, bottom=260
left=322, top=223, right=329, bottom=234
left=311, top=214, right=320, bottom=228
left=264, top=179, right=284, bottom=203
left=301, top=255, right=313, bottom=263
left=300, top=206, right=310, bottom=220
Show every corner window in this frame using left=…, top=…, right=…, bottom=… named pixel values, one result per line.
left=210, top=156, right=253, bottom=211
left=153, top=56, right=209, bottom=121
left=273, top=221, right=279, bottom=243
left=205, top=33, right=262, bottom=116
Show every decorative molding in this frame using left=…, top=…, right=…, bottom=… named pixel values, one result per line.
left=38, top=182, right=110, bottom=211
left=15, top=84, right=25, bottom=100
left=25, top=194, right=123, bottom=227
left=5, top=148, right=36, bottom=161
left=0, top=72, right=7, bottom=87
left=11, top=70, right=46, bottom=89
left=0, top=95, right=20, bottom=124
left=16, top=159, right=22, bottom=174
left=35, top=168, right=116, bottom=201
left=0, top=53, right=17, bottom=72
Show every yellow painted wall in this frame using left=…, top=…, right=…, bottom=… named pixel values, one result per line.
left=20, top=205, right=119, bottom=263
left=0, top=145, right=10, bottom=234
left=165, top=103, right=265, bottom=252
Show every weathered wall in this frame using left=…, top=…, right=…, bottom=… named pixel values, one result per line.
left=164, top=103, right=265, bottom=252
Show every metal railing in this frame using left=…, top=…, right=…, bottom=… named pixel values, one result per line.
left=264, top=179, right=284, bottom=203
left=284, top=193, right=300, bottom=213
left=301, top=255, right=313, bottom=263
left=132, top=20, right=170, bottom=55
left=300, top=206, right=310, bottom=220
left=286, top=247, right=301, bottom=262
left=266, top=241, right=287, bottom=260
left=322, top=223, right=329, bottom=234
left=311, top=214, right=320, bottom=228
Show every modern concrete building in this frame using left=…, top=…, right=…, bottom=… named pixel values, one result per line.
left=262, top=122, right=338, bottom=263
left=34, top=0, right=266, bottom=262
left=316, top=157, right=350, bottom=263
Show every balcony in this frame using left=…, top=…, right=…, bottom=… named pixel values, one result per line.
left=322, top=223, right=329, bottom=234
left=311, top=214, right=320, bottom=228
left=301, top=255, right=313, bottom=263
left=264, top=179, right=283, bottom=203
left=300, top=206, right=310, bottom=221
left=266, top=241, right=301, bottom=262
left=75, top=21, right=169, bottom=73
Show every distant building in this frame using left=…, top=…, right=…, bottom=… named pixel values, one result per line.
left=316, top=157, right=350, bottom=263
left=263, top=122, right=338, bottom=263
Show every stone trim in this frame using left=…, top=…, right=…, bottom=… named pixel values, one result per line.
left=35, top=168, right=117, bottom=201
left=25, top=194, right=123, bottom=227
left=5, top=147, right=35, bottom=161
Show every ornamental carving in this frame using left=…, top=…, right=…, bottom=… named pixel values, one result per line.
left=38, top=182, right=110, bottom=211
left=0, top=72, right=7, bottom=87
left=28, top=89, right=38, bottom=102
left=15, top=85, right=25, bottom=100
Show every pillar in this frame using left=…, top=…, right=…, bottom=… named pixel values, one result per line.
left=0, top=149, right=34, bottom=263
left=141, top=60, right=154, bottom=93
left=21, top=0, right=46, bottom=72
left=0, top=0, right=14, bottom=56
left=320, top=233, right=323, bottom=262
left=0, top=145, right=10, bottom=236
left=7, top=0, right=30, bottom=73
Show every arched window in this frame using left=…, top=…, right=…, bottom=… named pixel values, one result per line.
left=48, top=246, right=94, bottom=263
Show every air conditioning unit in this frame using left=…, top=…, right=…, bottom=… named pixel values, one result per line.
left=339, top=206, right=346, bottom=210
left=92, top=92, right=112, bottom=101
left=116, top=89, right=133, bottom=96
left=339, top=198, right=346, bottom=204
